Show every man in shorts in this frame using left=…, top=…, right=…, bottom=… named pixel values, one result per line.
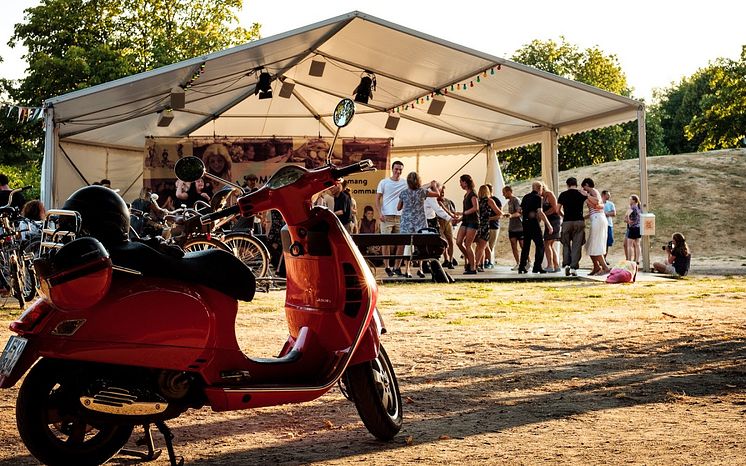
left=376, top=161, right=407, bottom=276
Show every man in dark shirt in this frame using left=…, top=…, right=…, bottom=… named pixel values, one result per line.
left=519, top=181, right=552, bottom=273
left=332, top=181, right=353, bottom=233
left=0, top=174, right=26, bottom=209
left=557, top=177, right=588, bottom=276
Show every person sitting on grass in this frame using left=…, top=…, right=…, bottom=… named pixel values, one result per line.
left=653, top=232, right=691, bottom=277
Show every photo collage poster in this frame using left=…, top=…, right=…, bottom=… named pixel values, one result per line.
left=143, top=137, right=390, bottom=217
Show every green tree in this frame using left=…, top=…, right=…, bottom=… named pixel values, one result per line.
left=685, top=46, right=746, bottom=150
left=653, top=69, right=713, bottom=155
left=1, top=0, right=260, bottom=166
left=500, top=38, right=646, bottom=181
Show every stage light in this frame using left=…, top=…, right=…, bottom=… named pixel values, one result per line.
left=309, top=60, right=326, bottom=77
left=353, top=72, right=376, bottom=104
left=278, top=81, right=295, bottom=99
left=385, top=114, right=400, bottom=130
left=427, top=94, right=446, bottom=116
left=255, top=71, right=273, bottom=99
left=157, top=108, right=174, bottom=127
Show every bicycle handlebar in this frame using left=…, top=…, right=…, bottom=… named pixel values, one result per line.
left=199, top=205, right=240, bottom=226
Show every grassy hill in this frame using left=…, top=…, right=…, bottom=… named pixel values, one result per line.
left=495, top=148, right=746, bottom=271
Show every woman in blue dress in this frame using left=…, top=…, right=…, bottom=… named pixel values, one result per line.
left=397, top=171, right=439, bottom=277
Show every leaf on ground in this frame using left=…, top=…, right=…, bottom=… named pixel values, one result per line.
left=438, top=434, right=451, bottom=440
left=405, top=435, right=414, bottom=446
left=405, top=396, right=415, bottom=404
left=323, top=419, right=334, bottom=429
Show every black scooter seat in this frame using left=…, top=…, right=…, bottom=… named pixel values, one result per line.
left=108, top=241, right=255, bottom=301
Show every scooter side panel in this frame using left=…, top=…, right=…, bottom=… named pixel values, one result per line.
left=24, top=280, right=240, bottom=372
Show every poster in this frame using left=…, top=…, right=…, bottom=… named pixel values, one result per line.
left=143, top=137, right=390, bottom=219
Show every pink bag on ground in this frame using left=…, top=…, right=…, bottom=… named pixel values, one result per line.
left=605, top=260, right=637, bottom=284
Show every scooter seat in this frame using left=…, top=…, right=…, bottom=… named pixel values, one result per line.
left=107, top=241, right=255, bottom=301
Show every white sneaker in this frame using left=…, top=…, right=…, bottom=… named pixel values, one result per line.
left=564, top=266, right=571, bottom=276
left=510, top=263, right=520, bottom=270
left=571, top=269, right=578, bottom=276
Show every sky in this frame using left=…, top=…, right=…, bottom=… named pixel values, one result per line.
left=1, top=0, right=743, bottom=103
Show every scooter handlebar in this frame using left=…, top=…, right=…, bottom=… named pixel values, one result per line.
left=330, top=159, right=375, bottom=179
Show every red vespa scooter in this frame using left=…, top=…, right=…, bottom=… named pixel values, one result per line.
left=0, top=99, right=402, bottom=466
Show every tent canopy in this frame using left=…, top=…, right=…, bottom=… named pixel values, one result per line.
left=43, top=10, right=642, bottom=205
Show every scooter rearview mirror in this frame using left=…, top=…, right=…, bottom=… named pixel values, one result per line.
left=332, top=98, right=355, bottom=128
left=326, top=99, right=356, bottom=165
left=174, top=156, right=205, bottom=182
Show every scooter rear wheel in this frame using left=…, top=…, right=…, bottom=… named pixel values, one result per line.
left=343, top=344, right=402, bottom=440
left=16, top=359, right=134, bottom=466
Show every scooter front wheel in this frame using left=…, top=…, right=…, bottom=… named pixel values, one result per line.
left=16, top=359, right=134, bottom=466
left=343, top=344, right=403, bottom=440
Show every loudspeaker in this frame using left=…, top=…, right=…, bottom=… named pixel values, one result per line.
left=170, top=87, right=185, bottom=109
left=385, top=114, right=400, bottom=130
left=427, top=94, right=446, bottom=116
left=309, top=60, right=326, bottom=77
left=157, top=110, right=174, bottom=127
left=278, top=82, right=295, bottom=98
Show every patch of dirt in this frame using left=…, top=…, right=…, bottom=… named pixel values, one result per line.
left=1, top=276, right=744, bottom=465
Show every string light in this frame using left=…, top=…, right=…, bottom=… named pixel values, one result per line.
left=395, top=65, right=502, bottom=114
left=182, top=62, right=207, bottom=90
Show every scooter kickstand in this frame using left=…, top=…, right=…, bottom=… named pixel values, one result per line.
left=155, top=420, right=184, bottom=466
left=119, top=423, right=162, bottom=461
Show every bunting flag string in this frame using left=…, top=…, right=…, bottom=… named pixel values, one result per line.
left=391, top=65, right=502, bottom=114
left=0, top=102, right=45, bottom=124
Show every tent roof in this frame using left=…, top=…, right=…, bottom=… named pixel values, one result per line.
left=46, top=11, right=642, bottom=151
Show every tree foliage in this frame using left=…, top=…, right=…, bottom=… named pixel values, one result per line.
left=685, top=46, right=746, bottom=150
left=652, top=46, right=746, bottom=153
left=501, top=38, right=640, bottom=181
left=0, top=0, right=260, bottom=165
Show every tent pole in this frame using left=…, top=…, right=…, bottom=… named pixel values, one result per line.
left=41, top=105, right=57, bottom=208
left=638, top=106, right=650, bottom=271
left=541, top=128, right=559, bottom=194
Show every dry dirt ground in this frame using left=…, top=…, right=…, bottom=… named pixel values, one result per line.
left=0, top=274, right=744, bottom=466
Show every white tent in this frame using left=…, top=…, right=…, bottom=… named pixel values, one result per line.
left=42, top=10, right=648, bottom=219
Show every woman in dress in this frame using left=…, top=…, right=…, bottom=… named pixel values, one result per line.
left=455, top=174, right=480, bottom=274
left=581, top=178, right=610, bottom=275
left=475, top=185, right=502, bottom=272
left=541, top=183, right=561, bottom=272
left=397, top=171, right=439, bottom=278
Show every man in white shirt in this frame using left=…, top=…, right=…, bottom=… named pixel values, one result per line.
left=425, top=181, right=453, bottom=226
left=375, top=161, right=407, bottom=276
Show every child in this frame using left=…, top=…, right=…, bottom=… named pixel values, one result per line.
left=624, top=194, right=642, bottom=264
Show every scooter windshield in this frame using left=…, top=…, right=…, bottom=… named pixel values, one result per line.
left=265, top=165, right=308, bottom=189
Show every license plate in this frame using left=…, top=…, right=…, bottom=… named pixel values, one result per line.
left=0, top=336, right=28, bottom=378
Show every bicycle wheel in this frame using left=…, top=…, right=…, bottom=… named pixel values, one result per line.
left=22, top=240, right=40, bottom=299
left=10, top=257, right=25, bottom=308
left=181, top=237, right=230, bottom=253
left=222, top=233, right=270, bottom=278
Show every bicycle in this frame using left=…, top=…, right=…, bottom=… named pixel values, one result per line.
left=0, top=187, right=37, bottom=307
left=131, top=199, right=271, bottom=279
